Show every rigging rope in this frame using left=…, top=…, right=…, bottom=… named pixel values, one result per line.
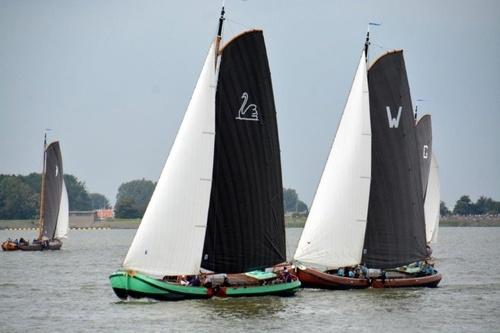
left=372, top=43, right=390, bottom=53
left=226, top=18, right=253, bottom=31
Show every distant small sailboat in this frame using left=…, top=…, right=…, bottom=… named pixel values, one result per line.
left=109, top=7, right=300, bottom=301
left=416, top=114, right=440, bottom=246
left=1, top=134, right=69, bottom=252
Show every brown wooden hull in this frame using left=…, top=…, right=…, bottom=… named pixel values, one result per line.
left=1, top=241, right=19, bottom=251
left=371, top=273, right=442, bottom=288
left=48, top=241, right=62, bottom=250
left=296, top=267, right=370, bottom=290
left=19, top=243, right=43, bottom=251
left=18, top=239, right=62, bottom=251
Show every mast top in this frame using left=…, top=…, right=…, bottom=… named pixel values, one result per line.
left=415, top=99, right=427, bottom=121
left=44, top=128, right=52, bottom=148
left=217, top=6, right=225, bottom=38
left=364, top=29, right=370, bottom=60
left=214, top=5, right=226, bottom=60
left=365, top=22, right=381, bottom=60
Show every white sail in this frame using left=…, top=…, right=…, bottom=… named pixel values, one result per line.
left=123, top=43, right=217, bottom=277
left=54, top=180, right=69, bottom=239
left=294, top=53, right=371, bottom=269
left=425, top=153, right=440, bottom=243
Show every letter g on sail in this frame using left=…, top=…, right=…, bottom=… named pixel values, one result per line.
left=236, top=92, right=259, bottom=121
left=386, top=106, right=402, bottom=128
left=423, top=145, right=429, bottom=159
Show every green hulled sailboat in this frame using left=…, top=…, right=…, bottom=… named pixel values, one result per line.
left=109, top=7, right=299, bottom=301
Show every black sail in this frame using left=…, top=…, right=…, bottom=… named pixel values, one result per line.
left=416, top=115, right=432, bottom=197
left=201, top=30, right=286, bottom=273
left=362, top=51, right=427, bottom=269
left=41, top=141, right=64, bottom=240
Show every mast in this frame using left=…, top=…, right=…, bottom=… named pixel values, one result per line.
left=214, top=5, right=225, bottom=60
left=364, top=29, right=370, bottom=60
left=37, top=132, right=48, bottom=240
left=415, top=99, right=426, bottom=121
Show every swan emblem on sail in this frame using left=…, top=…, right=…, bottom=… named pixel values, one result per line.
left=235, top=92, right=259, bottom=121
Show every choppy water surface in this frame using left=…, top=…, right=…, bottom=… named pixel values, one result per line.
left=1, top=228, right=499, bottom=332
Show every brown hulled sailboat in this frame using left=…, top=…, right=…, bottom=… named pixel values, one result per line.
left=361, top=48, right=441, bottom=288
left=294, top=32, right=441, bottom=289
left=2, top=135, right=69, bottom=251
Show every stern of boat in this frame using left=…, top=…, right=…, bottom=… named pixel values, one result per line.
left=109, top=271, right=213, bottom=301
left=371, top=272, right=442, bottom=288
left=217, top=279, right=301, bottom=297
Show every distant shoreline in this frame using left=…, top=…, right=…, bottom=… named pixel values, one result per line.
left=1, top=215, right=500, bottom=230
left=439, top=216, right=500, bottom=227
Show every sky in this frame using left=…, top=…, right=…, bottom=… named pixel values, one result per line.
left=1, top=0, right=499, bottom=207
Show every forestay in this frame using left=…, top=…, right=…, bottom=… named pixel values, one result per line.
left=425, top=154, right=440, bottom=243
left=294, top=53, right=371, bottom=269
left=123, top=43, right=217, bottom=277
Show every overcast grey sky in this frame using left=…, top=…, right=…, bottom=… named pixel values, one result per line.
left=1, top=0, right=499, bottom=207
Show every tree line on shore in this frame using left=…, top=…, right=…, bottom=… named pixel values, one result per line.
left=1, top=173, right=499, bottom=220
left=0, top=174, right=308, bottom=220
left=0, top=173, right=110, bottom=219
left=113, top=180, right=309, bottom=219
left=440, top=195, right=500, bottom=216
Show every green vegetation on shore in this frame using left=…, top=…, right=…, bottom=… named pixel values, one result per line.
left=285, top=215, right=307, bottom=228
left=3, top=215, right=500, bottom=230
left=439, top=216, right=500, bottom=227
left=0, top=173, right=110, bottom=219
left=0, top=217, right=306, bottom=229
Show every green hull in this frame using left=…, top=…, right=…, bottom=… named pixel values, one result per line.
left=109, top=271, right=213, bottom=301
left=218, top=280, right=301, bottom=297
left=109, top=271, right=301, bottom=301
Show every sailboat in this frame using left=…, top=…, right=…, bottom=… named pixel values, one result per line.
left=416, top=114, right=440, bottom=246
left=362, top=48, right=442, bottom=288
left=109, top=7, right=300, bottom=301
left=294, top=31, right=442, bottom=289
left=1, top=135, right=69, bottom=252
left=293, top=37, right=372, bottom=289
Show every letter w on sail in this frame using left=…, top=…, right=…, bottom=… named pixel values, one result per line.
left=386, top=106, right=402, bottom=128
left=236, top=92, right=259, bottom=121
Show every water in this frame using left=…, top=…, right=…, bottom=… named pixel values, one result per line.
left=1, top=228, right=499, bottom=332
